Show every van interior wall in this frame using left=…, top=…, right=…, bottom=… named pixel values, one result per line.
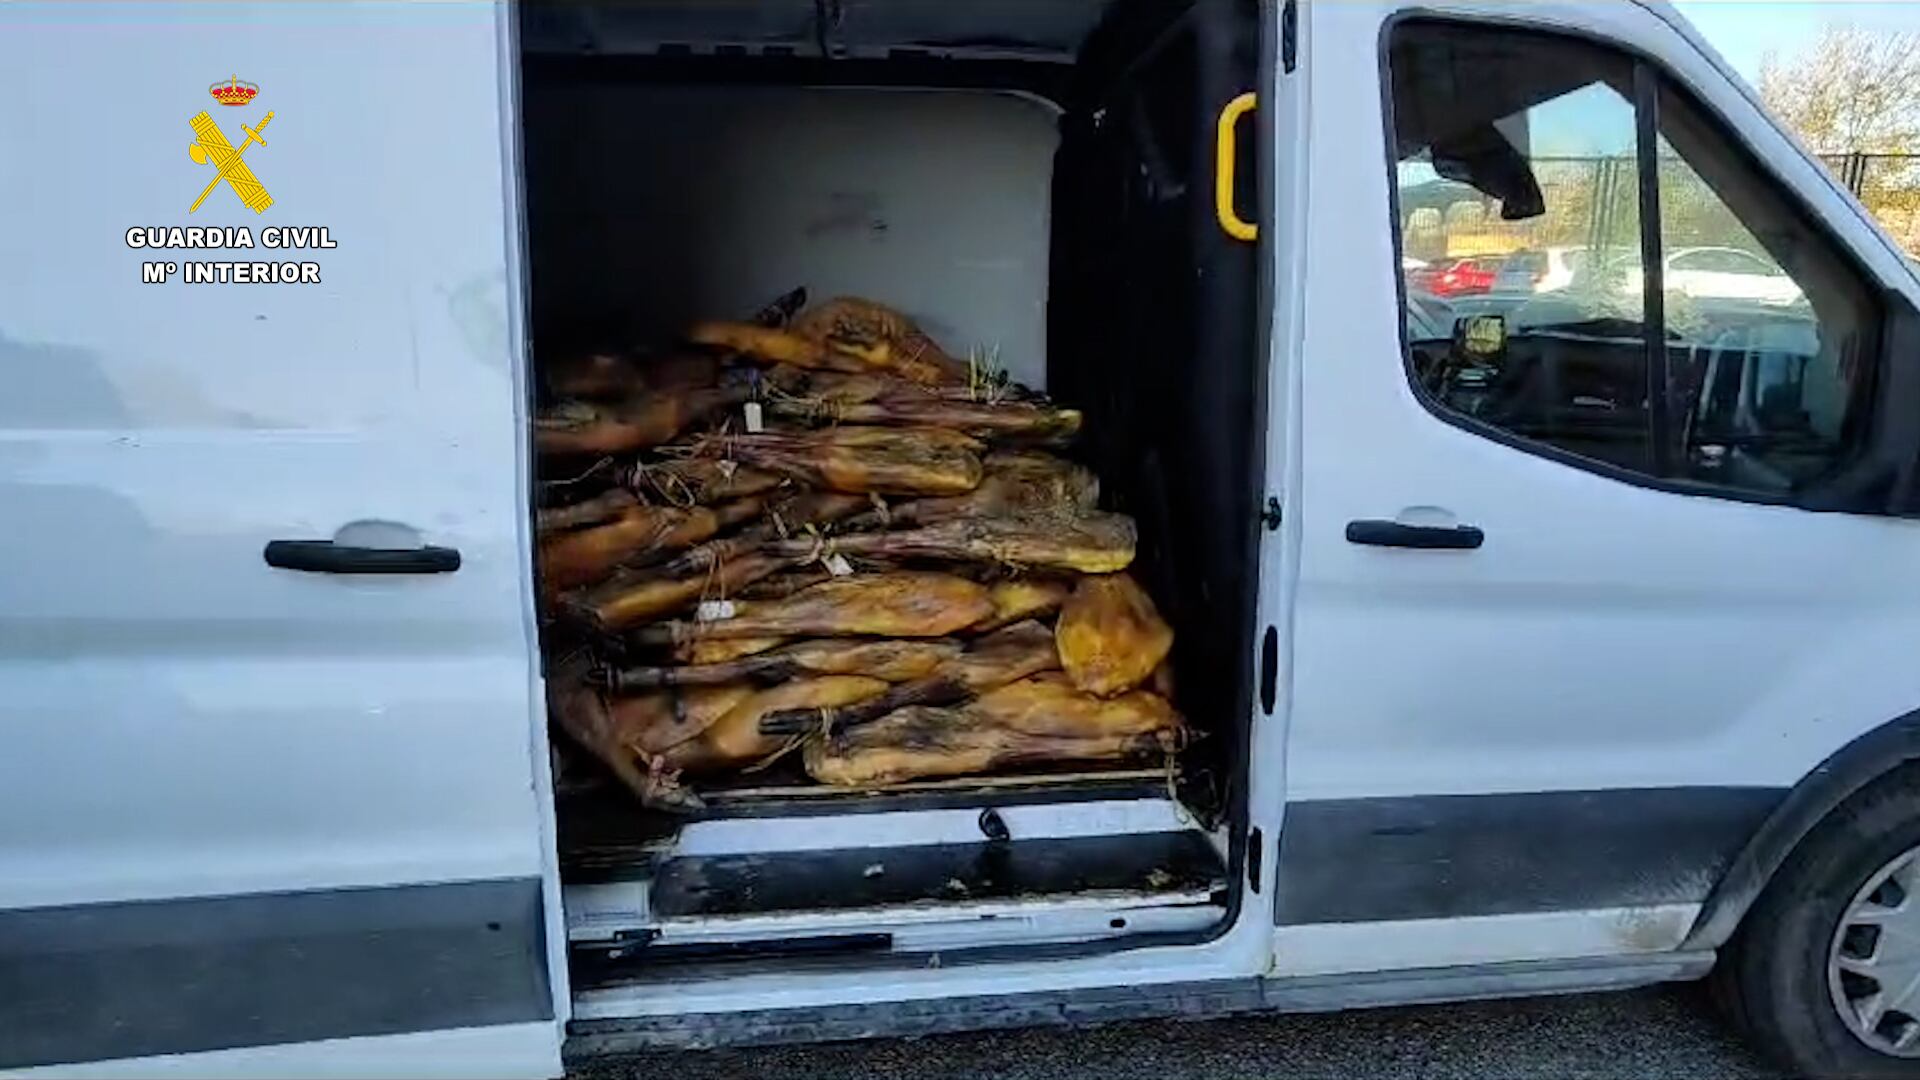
left=523, top=83, right=1059, bottom=389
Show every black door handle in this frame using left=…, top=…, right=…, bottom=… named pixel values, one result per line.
left=264, top=540, right=462, bottom=574
left=1345, top=520, right=1484, bottom=550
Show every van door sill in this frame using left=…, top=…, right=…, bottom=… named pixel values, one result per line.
left=652, top=828, right=1221, bottom=918
left=566, top=951, right=1716, bottom=1051
left=569, top=830, right=1228, bottom=985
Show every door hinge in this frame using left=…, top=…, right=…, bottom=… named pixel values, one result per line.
left=1259, top=496, right=1283, bottom=531
left=1281, top=0, right=1298, bottom=74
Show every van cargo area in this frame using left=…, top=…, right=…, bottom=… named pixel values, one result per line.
left=520, top=0, right=1265, bottom=991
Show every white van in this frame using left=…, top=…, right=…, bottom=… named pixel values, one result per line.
left=4, top=0, right=1920, bottom=1077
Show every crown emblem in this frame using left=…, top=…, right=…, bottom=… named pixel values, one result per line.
left=210, top=75, right=259, bottom=107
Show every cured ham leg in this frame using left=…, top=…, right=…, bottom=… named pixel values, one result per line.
left=963, top=672, right=1179, bottom=738
left=973, top=578, right=1073, bottom=632
left=620, top=458, right=786, bottom=506
left=772, top=398, right=1082, bottom=444
left=606, top=638, right=960, bottom=691
left=676, top=635, right=786, bottom=665
left=545, top=665, right=745, bottom=812
left=537, top=386, right=746, bottom=456
left=753, top=512, right=1137, bottom=575
left=537, top=488, right=637, bottom=533
left=788, top=370, right=1041, bottom=407
left=553, top=671, right=887, bottom=803
left=688, top=323, right=864, bottom=373
left=711, top=428, right=984, bottom=496
left=804, top=674, right=1180, bottom=787
left=569, top=552, right=797, bottom=631
left=633, top=572, right=993, bottom=645
left=789, top=298, right=971, bottom=386
left=661, top=676, right=891, bottom=774
left=606, top=684, right=756, bottom=760
left=539, top=497, right=764, bottom=591
left=1055, top=572, right=1174, bottom=696
left=735, top=569, right=834, bottom=601
left=657, top=491, right=876, bottom=579
left=755, top=491, right=875, bottom=539
left=844, top=452, right=1098, bottom=531
left=758, top=619, right=1058, bottom=736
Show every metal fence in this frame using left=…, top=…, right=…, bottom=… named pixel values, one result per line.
left=1400, top=157, right=1634, bottom=263
left=1400, top=152, right=1920, bottom=264
left=1817, top=153, right=1920, bottom=256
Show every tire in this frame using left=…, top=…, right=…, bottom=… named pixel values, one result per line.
left=1716, top=767, right=1920, bottom=1078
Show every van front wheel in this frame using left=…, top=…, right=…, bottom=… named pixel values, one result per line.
left=1717, top=771, right=1920, bottom=1078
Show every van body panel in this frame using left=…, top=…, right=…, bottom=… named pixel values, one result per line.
left=12, top=1022, right=564, bottom=1080
left=1271, top=787, right=1782, bottom=925
left=1268, top=0, right=1920, bottom=982
left=0, top=0, right=543, bottom=907
left=567, top=951, right=1712, bottom=1053
left=0, top=0, right=563, bottom=1071
left=1287, top=0, right=1920, bottom=807
left=0, top=879, right=551, bottom=1071
left=1273, top=904, right=1703, bottom=977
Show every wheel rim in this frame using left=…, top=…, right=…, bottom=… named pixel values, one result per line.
left=1829, top=845, right=1920, bottom=1056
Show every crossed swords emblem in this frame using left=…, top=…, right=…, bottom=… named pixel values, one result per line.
left=188, top=110, right=276, bottom=214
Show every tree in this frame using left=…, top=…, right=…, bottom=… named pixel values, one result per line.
left=1759, top=25, right=1920, bottom=154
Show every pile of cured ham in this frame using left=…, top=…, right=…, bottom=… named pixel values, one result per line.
left=538, top=293, right=1182, bottom=812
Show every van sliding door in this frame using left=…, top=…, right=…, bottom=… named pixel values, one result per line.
left=0, top=3, right=563, bottom=1074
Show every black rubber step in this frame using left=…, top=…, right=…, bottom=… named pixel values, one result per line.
left=556, top=772, right=1174, bottom=883
left=649, top=830, right=1225, bottom=919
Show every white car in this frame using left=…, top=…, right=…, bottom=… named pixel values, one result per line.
left=1499, top=246, right=1632, bottom=295
left=1618, top=245, right=1804, bottom=304
left=1530, top=246, right=1591, bottom=292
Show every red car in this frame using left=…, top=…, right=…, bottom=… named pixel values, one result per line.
left=1408, top=255, right=1502, bottom=297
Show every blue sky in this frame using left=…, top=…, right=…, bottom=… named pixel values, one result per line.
left=1530, top=3, right=1920, bottom=154
left=1674, top=0, right=1920, bottom=79
left=1395, top=2, right=1920, bottom=168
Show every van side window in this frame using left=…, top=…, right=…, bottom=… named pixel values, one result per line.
left=1391, top=26, right=1652, bottom=473
left=1655, top=84, right=1880, bottom=494
left=1386, top=20, right=1886, bottom=508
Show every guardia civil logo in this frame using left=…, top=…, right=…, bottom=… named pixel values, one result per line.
left=122, top=74, right=333, bottom=285
left=188, top=76, right=275, bottom=214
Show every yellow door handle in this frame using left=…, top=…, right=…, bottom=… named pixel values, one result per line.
left=1216, top=91, right=1257, bottom=242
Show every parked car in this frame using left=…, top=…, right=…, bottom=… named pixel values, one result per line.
left=1615, top=245, right=1803, bottom=304
left=1474, top=246, right=1604, bottom=294
left=1407, top=255, right=1503, bottom=297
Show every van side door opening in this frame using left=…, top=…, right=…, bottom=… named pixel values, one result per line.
left=518, top=0, right=1270, bottom=990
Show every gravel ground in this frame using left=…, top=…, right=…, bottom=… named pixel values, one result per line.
left=573, top=985, right=1789, bottom=1080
